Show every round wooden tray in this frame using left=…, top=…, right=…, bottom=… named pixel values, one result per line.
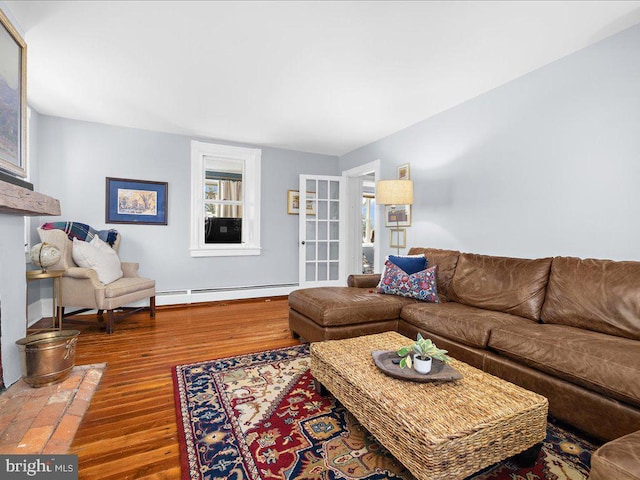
left=371, top=350, right=463, bottom=382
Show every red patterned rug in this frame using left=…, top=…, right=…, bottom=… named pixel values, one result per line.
left=172, top=345, right=599, bottom=480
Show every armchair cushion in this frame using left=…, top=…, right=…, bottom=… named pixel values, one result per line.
left=72, top=237, right=123, bottom=285
left=104, top=277, right=156, bottom=298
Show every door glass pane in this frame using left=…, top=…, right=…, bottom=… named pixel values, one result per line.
left=306, top=179, right=316, bottom=194
left=318, top=180, right=328, bottom=200
left=330, top=221, right=339, bottom=240
left=329, top=262, right=339, bottom=280
left=306, top=220, right=316, bottom=240
left=330, top=242, right=339, bottom=260
left=329, top=201, right=339, bottom=220
left=306, top=263, right=316, bottom=282
left=318, top=243, right=327, bottom=261
left=330, top=180, right=339, bottom=200
left=318, top=222, right=328, bottom=241
left=318, top=201, right=328, bottom=220
left=306, top=242, right=316, bottom=261
left=318, top=262, right=328, bottom=281
left=304, top=181, right=317, bottom=218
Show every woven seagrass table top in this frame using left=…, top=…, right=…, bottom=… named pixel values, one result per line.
left=310, top=331, right=549, bottom=480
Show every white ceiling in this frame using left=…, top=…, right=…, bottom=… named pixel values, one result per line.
left=5, top=1, right=640, bottom=156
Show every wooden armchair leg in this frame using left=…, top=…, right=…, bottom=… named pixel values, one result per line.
left=56, top=306, right=64, bottom=328
left=150, top=296, right=156, bottom=318
left=106, top=310, right=115, bottom=334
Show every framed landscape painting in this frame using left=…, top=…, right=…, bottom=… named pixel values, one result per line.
left=0, top=9, right=27, bottom=178
left=287, top=190, right=316, bottom=215
left=384, top=204, right=411, bottom=227
left=106, top=177, right=168, bottom=225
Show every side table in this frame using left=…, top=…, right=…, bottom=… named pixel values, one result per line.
left=26, top=270, right=64, bottom=333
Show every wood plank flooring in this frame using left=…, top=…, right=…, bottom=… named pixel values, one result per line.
left=52, top=297, right=298, bottom=479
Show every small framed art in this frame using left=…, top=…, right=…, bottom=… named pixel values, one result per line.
left=397, top=163, right=410, bottom=181
left=106, top=177, right=168, bottom=225
left=389, top=228, right=406, bottom=249
left=384, top=204, right=411, bottom=227
left=287, top=190, right=316, bottom=215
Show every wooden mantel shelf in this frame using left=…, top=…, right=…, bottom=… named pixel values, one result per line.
left=0, top=180, right=61, bottom=216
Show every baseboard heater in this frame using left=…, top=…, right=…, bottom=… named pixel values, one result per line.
left=30, top=284, right=300, bottom=319
left=155, top=283, right=299, bottom=305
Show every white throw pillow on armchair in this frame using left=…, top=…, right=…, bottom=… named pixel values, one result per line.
left=72, top=236, right=123, bottom=285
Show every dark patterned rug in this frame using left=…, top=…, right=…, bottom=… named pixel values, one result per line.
left=172, top=344, right=599, bottom=480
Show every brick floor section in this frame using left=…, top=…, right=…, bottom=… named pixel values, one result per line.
left=0, top=363, right=105, bottom=454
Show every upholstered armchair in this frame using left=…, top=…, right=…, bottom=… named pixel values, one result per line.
left=37, top=226, right=156, bottom=334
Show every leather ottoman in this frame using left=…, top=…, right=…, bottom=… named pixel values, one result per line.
left=288, top=286, right=414, bottom=342
left=589, top=430, right=640, bottom=480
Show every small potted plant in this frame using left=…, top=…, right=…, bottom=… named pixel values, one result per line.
left=397, top=333, right=450, bottom=374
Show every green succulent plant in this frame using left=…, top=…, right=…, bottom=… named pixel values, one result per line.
left=397, top=333, right=450, bottom=369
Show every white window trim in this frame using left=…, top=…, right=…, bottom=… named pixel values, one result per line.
left=190, top=141, right=261, bottom=257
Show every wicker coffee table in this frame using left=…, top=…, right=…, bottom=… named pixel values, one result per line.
left=310, top=331, right=548, bottom=480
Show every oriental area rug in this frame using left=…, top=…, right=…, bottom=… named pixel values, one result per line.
left=172, top=345, right=599, bottom=480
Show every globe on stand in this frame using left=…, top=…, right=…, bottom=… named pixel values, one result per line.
left=30, top=242, right=61, bottom=273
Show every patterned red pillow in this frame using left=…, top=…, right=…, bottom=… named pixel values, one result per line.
left=377, top=260, right=439, bottom=302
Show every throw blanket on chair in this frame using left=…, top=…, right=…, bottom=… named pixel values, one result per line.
left=41, top=221, right=119, bottom=247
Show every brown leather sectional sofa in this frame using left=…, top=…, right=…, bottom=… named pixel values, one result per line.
left=289, top=247, right=640, bottom=478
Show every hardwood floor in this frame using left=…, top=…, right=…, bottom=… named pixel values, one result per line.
left=51, top=297, right=299, bottom=479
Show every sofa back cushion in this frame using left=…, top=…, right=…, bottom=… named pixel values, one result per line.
left=449, top=253, right=552, bottom=320
left=541, top=256, right=640, bottom=340
left=407, top=247, right=460, bottom=300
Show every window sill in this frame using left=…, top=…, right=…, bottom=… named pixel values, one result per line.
left=190, top=246, right=262, bottom=257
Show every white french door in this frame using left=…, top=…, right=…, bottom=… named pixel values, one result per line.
left=299, top=175, right=346, bottom=288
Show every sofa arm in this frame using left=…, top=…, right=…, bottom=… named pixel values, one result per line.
left=589, top=430, right=640, bottom=480
left=121, top=262, right=140, bottom=277
left=65, top=267, right=102, bottom=287
left=347, top=274, right=381, bottom=288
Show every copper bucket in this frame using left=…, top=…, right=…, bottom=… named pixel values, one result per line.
left=15, top=330, right=80, bottom=387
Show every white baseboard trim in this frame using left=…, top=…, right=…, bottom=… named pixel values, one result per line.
left=27, top=299, right=48, bottom=327
left=30, top=283, right=299, bottom=318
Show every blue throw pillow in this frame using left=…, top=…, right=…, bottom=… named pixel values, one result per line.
left=388, top=254, right=427, bottom=275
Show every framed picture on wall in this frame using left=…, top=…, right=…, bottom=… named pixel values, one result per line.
left=0, top=9, right=27, bottom=178
left=287, top=190, right=316, bottom=215
left=397, top=163, right=410, bottom=181
left=106, top=177, right=168, bottom=225
left=384, top=204, right=411, bottom=227
left=389, top=228, right=406, bottom=249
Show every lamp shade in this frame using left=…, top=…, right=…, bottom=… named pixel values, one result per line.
left=376, top=180, right=414, bottom=205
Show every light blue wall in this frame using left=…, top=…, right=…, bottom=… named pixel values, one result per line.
left=0, top=215, right=27, bottom=386
left=0, top=1, right=34, bottom=386
left=340, top=24, right=640, bottom=262
left=36, top=116, right=339, bottom=293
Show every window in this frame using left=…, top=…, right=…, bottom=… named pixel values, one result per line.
left=362, top=194, right=375, bottom=245
left=190, top=141, right=261, bottom=256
